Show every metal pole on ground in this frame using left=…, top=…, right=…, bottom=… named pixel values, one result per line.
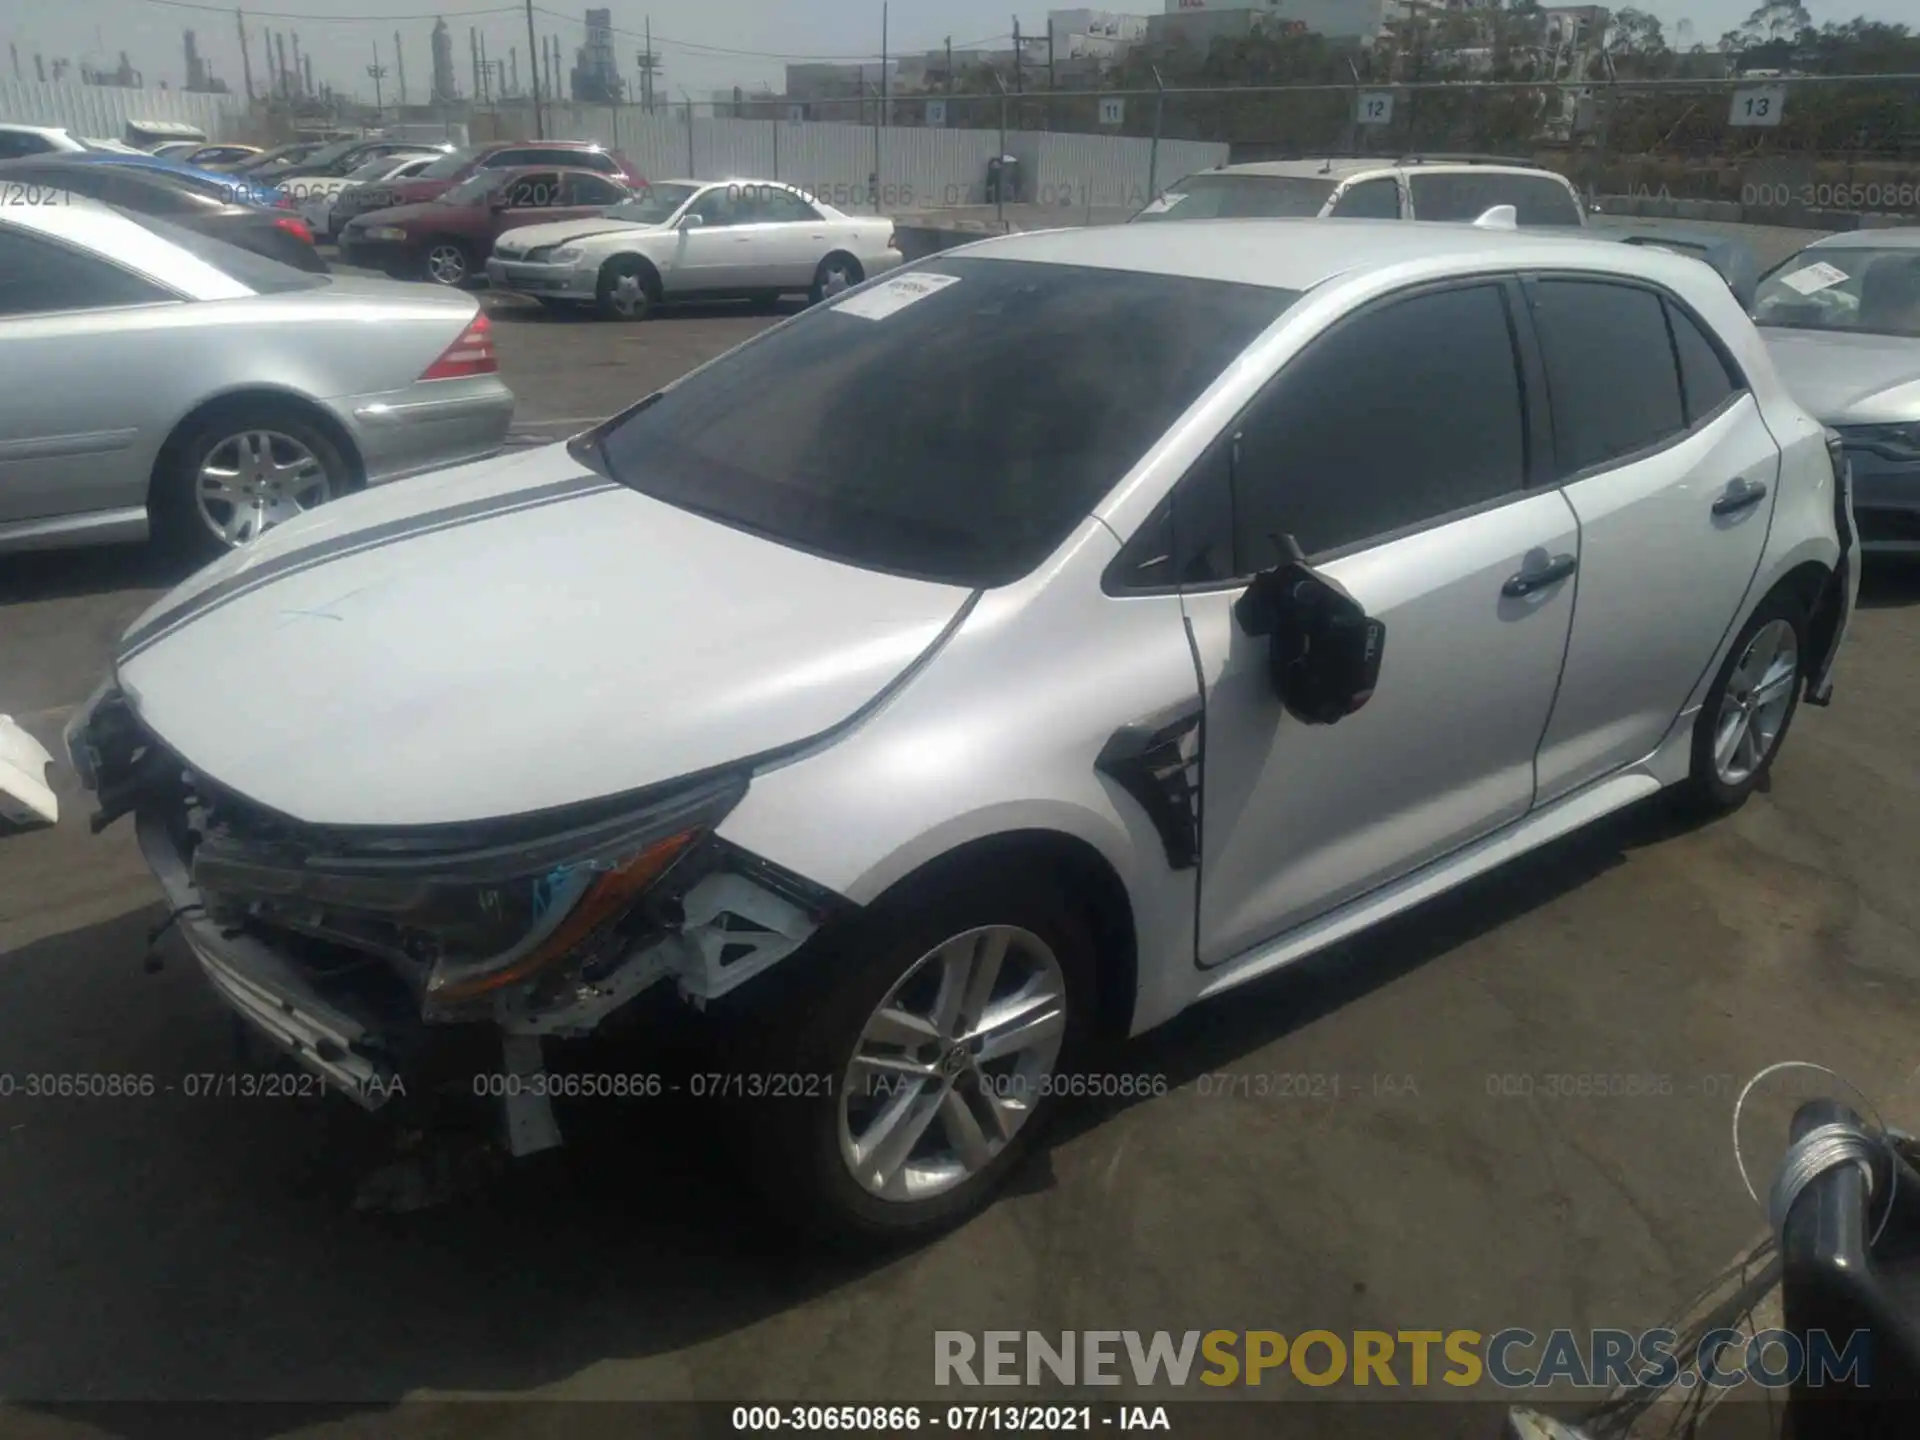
left=1148, top=66, right=1164, bottom=202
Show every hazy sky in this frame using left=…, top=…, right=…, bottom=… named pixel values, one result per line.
left=4, top=0, right=1906, bottom=107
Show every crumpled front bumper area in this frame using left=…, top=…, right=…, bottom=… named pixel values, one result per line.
left=137, top=807, right=406, bottom=1110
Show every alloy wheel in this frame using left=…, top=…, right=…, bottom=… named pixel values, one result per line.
left=426, top=243, right=468, bottom=285
left=607, top=269, right=649, bottom=318
left=838, top=925, right=1067, bottom=1203
left=819, top=262, right=855, bottom=298
left=195, top=430, right=332, bottom=547
left=1712, top=618, right=1799, bottom=787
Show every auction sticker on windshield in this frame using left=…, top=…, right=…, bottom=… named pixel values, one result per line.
left=1778, top=260, right=1851, bottom=295
left=832, top=272, right=962, bottom=320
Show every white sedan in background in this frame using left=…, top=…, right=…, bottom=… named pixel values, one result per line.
left=487, top=178, right=902, bottom=319
left=294, top=151, right=444, bottom=241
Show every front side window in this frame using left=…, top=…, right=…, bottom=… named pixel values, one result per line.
left=753, top=189, right=822, bottom=223
left=1751, top=245, right=1920, bottom=339
left=1529, top=280, right=1687, bottom=476
left=687, top=187, right=747, bottom=227
left=607, top=181, right=698, bottom=224
left=1131, top=174, right=1337, bottom=222
left=566, top=174, right=628, bottom=207
left=1226, top=284, right=1529, bottom=568
left=0, top=227, right=177, bottom=315
left=588, top=257, right=1301, bottom=587
left=1409, top=171, right=1584, bottom=226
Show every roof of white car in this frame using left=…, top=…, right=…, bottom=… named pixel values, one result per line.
left=1201, top=158, right=1562, bottom=182
left=959, top=218, right=1714, bottom=293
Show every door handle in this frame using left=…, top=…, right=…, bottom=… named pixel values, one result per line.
left=1712, top=480, right=1769, bottom=516
left=1501, top=552, right=1578, bottom=597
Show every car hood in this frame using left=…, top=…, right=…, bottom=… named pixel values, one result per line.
left=1760, top=327, right=1920, bottom=425
left=112, top=444, right=974, bottom=829
left=494, top=216, right=656, bottom=252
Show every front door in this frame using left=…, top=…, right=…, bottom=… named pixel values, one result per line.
left=1524, top=277, right=1778, bottom=801
left=1182, top=280, right=1581, bottom=965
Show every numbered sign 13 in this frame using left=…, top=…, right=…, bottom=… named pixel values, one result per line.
left=1729, top=86, right=1785, bottom=128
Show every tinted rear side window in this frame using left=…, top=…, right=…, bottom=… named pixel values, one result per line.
left=1530, top=280, right=1687, bottom=476
left=1229, top=283, right=1528, bottom=565
left=1409, top=172, right=1583, bottom=226
left=1664, top=300, right=1743, bottom=423
left=1329, top=178, right=1400, bottom=218
left=591, top=258, right=1300, bottom=587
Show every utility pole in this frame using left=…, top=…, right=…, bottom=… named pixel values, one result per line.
left=7, top=42, right=16, bottom=80
left=274, top=32, right=287, bottom=99
left=394, top=30, right=406, bottom=105
left=290, top=30, right=302, bottom=96
left=1012, top=15, right=1022, bottom=96
left=469, top=28, right=480, bottom=102
left=639, top=18, right=661, bottom=114
left=944, top=36, right=952, bottom=95
left=523, top=0, right=543, bottom=135
left=479, top=31, right=490, bottom=104
left=236, top=10, right=253, bottom=101
left=261, top=29, right=272, bottom=100
left=879, top=2, right=888, bottom=128
left=509, top=46, right=517, bottom=97
left=368, top=39, right=387, bottom=114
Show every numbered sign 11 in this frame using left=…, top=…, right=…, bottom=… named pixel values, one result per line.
left=1357, top=92, right=1395, bottom=127
left=924, top=98, right=947, bottom=127
left=1729, top=85, right=1785, bottom=128
left=1098, top=96, right=1125, bottom=127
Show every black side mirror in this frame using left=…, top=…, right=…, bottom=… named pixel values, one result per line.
left=1233, top=539, right=1385, bottom=725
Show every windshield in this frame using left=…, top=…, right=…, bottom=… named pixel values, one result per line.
left=1132, top=174, right=1337, bottom=222
left=296, top=138, right=364, bottom=170
left=347, top=155, right=411, bottom=181
left=418, top=146, right=478, bottom=180
left=588, top=257, right=1300, bottom=587
left=120, top=208, right=329, bottom=294
left=1751, top=245, right=1920, bottom=338
left=441, top=171, right=503, bottom=205
left=605, top=182, right=697, bottom=223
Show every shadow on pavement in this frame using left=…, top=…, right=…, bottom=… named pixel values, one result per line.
left=0, top=544, right=196, bottom=610
left=0, top=794, right=1703, bottom=1432
left=1859, top=555, right=1920, bottom=610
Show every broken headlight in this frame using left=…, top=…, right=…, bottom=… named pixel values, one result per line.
left=190, top=775, right=748, bottom=1015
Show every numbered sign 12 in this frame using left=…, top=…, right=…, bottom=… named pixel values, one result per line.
left=1098, top=96, right=1125, bottom=127
left=1729, top=86, right=1785, bottom=128
left=1357, top=91, right=1395, bottom=127
left=924, top=98, right=946, bottom=127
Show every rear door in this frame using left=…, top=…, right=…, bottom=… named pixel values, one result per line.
left=0, top=225, right=185, bottom=524
left=1527, top=277, right=1776, bottom=801
left=1180, top=280, right=1581, bottom=962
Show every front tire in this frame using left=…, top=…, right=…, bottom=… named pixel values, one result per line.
left=809, top=253, right=863, bottom=305
left=421, top=238, right=472, bottom=287
left=595, top=256, right=657, bottom=321
left=724, top=872, right=1095, bottom=1247
left=1681, top=588, right=1809, bottom=814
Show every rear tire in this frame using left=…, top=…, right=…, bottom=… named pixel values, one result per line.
left=151, top=402, right=352, bottom=564
left=719, top=869, right=1096, bottom=1249
left=1679, top=588, right=1809, bottom=815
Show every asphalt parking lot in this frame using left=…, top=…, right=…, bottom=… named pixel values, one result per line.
left=3, top=235, right=1920, bottom=1435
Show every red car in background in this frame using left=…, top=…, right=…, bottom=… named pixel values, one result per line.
left=328, top=139, right=642, bottom=234
left=338, top=165, right=634, bottom=285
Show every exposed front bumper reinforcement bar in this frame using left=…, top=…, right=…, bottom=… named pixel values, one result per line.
left=137, top=807, right=400, bottom=1110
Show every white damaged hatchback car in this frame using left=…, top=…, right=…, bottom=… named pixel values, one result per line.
left=67, top=220, right=1857, bottom=1244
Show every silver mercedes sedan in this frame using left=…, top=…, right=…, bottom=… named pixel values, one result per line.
left=0, top=191, right=515, bottom=558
